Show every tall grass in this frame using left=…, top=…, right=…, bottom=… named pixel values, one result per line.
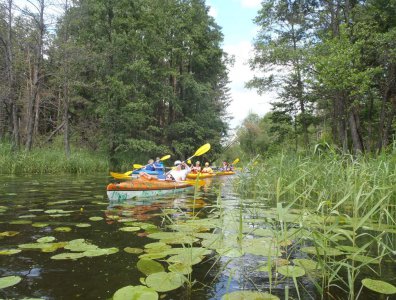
left=0, top=142, right=109, bottom=174
left=234, top=151, right=396, bottom=299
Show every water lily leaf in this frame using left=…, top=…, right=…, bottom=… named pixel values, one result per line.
left=0, top=231, right=19, bottom=237
left=41, top=242, right=68, bottom=253
left=278, top=266, right=305, bottom=278
left=137, top=259, right=164, bottom=275
left=51, top=252, right=85, bottom=260
left=10, top=220, right=32, bottom=225
left=89, top=216, right=103, bottom=221
left=44, top=209, right=73, bottom=214
left=147, top=232, right=198, bottom=244
left=54, top=227, right=72, bottom=232
left=145, top=272, right=185, bottom=292
left=144, top=242, right=169, bottom=249
left=362, top=278, right=396, bottom=294
left=168, top=263, right=193, bottom=275
left=65, top=239, right=98, bottom=252
left=83, top=247, right=118, bottom=257
left=293, top=259, right=320, bottom=271
left=32, top=223, right=49, bottom=228
left=119, top=227, right=140, bottom=232
left=216, top=248, right=244, bottom=258
left=0, top=276, right=22, bottom=289
left=348, top=255, right=380, bottom=264
left=19, top=214, right=36, bottom=218
left=113, top=285, right=158, bottom=300
left=0, top=249, right=22, bottom=255
left=301, top=246, right=343, bottom=256
left=37, top=236, right=56, bottom=243
left=75, top=223, right=91, bottom=228
left=124, top=247, right=143, bottom=254
left=222, top=291, right=280, bottom=300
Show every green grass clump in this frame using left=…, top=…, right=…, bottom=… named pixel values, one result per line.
left=0, top=142, right=109, bottom=174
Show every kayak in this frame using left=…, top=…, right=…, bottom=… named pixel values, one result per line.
left=107, top=178, right=193, bottom=201
left=187, top=172, right=216, bottom=179
left=215, top=171, right=236, bottom=176
left=132, top=170, right=160, bottom=175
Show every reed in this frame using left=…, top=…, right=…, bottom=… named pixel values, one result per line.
left=234, top=151, right=396, bottom=299
left=0, top=142, right=109, bottom=174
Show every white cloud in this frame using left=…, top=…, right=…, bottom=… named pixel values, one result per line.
left=240, top=0, right=262, bottom=8
left=224, top=40, right=274, bottom=129
left=208, top=5, right=218, bottom=18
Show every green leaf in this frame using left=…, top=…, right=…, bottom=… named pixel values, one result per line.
left=222, top=291, right=280, bottom=300
left=278, top=266, right=305, bottom=278
left=113, top=285, right=158, bottom=300
left=362, top=279, right=396, bottom=295
left=145, top=272, right=185, bottom=292
left=137, top=259, right=164, bottom=275
left=0, top=276, right=22, bottom=289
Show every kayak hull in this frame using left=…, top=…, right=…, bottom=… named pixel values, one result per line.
left=187, top=173, right=216, bottom=179
left=107, top=179, right=193, bottom=201
left=215, top=171, right=236, bottom=176
left=132, top=170, right=160, bottom=175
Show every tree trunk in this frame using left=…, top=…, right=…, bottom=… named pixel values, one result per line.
left=25, top=0, right=45, bottom=151
left=349, top=106, right=364, bottom=154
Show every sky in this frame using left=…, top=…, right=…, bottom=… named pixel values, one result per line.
left=207, top=0, right=275, bottom=130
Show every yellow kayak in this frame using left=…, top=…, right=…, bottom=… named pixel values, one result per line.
left=215, top=171, right=236, bottom=176
left=187, top=172, right=216, bottom=179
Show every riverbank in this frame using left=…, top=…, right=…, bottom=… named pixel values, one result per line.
left=0, top=143, right=109, bottom=174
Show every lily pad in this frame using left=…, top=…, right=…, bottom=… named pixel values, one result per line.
left=301, top=246, right=343, bottom=256
left=348, top=255, right=380, bottom=264
left=277, top=265, right=305, bottom=278
left=32, top=223, right=49, bottom=228
left=51, top=252, right=85, bottom=260
left=119, top=227, right=140, bottom=232
left=145, top=272, right=185, bottom=292
left=0, top=249, right=22, bottom=255
left=168, top=263, right=193, bottom=275
left=89, top=216, right=103, bottom=221
left=137, top=259, right=164, bottom=275
left=37, top=236, right=56, bottom=243
left=293, top=259, right=320, bottom=271
left=113, top=285, right=158, bottom=300
left=362, top=278, right=396, bottom=294
left=10, top=220, right=32, bottom=225
left=83, top=247, right=118, bottom=257
left=54, top=227, right=72, bottom=232
left=65, top=239, right=98, bottom=252
left=0, top=276, right=22, bottom=289
left=0, top=231, right=19, bottom=237
left=222, top=291, right=280, bottom=300
left=75, top=223, right=91, bottom=228
left=124, top=247, right=143, bottom=254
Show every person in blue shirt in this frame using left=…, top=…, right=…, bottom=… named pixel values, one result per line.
left=143, top=159, right=156, bottom=171
left=154, top=157, right=165, bottom=179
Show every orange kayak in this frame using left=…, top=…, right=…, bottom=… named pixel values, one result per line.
left=187, top=172, right=216, bottom=179
left=107, top=178, right=193, bottom=201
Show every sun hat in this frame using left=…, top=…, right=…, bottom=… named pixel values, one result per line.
left=174, top=160, right=182, bottom=166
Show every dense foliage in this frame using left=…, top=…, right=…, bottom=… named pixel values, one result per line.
left=245, top=0, right=396, bottom=155
left=0, top=0, right=230, bottom=163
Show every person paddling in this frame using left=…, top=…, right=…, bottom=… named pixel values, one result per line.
left=191, top=161, right=201, bottom=173
left=166, top=160, right=191, bottom=182
left=201, top=162, right=213, bottom=173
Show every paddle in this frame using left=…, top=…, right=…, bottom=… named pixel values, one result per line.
left=110, top=172, right=133, bottom=180
left=186, top=143, right=211, bottom=161
left=231, top=158, right=240, bottom=165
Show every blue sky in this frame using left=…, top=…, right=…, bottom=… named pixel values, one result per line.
left=208, top=0, right=275, bottom=129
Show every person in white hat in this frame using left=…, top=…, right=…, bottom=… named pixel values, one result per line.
left=166, top=160, right=191, bottom=182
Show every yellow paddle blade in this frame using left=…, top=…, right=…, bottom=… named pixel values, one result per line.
left=124, top=171, right=133, bottom=176
left=160, top=155, right=171, bottom=161
left=231, top=158, right=240, bottom=165
left=187, top=143, right=211, bottom=160
left=133, top=164, right=144, bottom=169
left=110, top=172, right=132, bottom=180
left=187, top=159, right=191, bottom=165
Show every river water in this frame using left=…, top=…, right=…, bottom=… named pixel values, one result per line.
left=0, top=175, right=395, bottom=299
